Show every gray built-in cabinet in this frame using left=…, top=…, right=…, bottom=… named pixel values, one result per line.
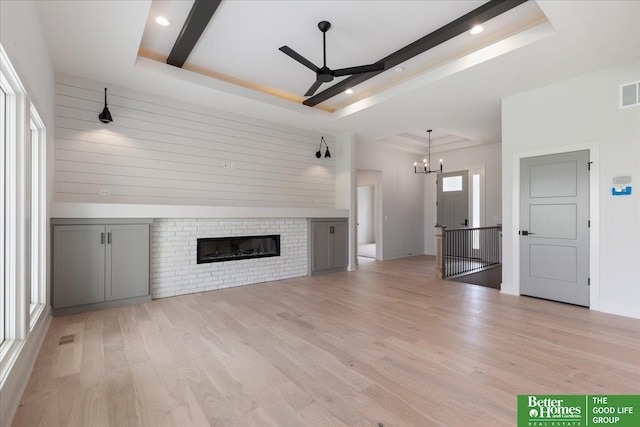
left=52, top=219, right=152, bottom=315
left=309, top=218, right=348, bottom=275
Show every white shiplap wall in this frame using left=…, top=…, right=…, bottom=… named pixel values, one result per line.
left=55, top=74, right=335, bottom=207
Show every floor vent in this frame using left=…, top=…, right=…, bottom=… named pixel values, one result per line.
left=58, top=334, right=75, bottom=345
left=620, top=81, right=639, bottom=108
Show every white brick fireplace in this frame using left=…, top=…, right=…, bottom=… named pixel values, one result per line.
left=150, top=218, right=308, bottom=299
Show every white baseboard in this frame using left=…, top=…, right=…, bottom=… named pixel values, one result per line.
left=382, top=249, right=424, bottom=261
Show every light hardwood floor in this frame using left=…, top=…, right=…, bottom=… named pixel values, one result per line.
left=13, top=256, right=640, bottom=426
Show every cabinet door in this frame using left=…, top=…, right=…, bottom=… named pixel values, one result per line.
left=311, top=222, right=331, bottom=272
left=331, top=221, right=348, bottom=269
left=53, top=225, right=105, bottom=309
left=106, top=224, right=150, bottom=301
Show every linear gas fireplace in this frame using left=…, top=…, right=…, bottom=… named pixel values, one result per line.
left=197, top=235, right=281, bottom=264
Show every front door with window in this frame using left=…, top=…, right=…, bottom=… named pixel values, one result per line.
left=437, top=170, right=469, bottom=228
left=519, top=150, right=590, bottom=306
left=437, top=170, right=469, bottom=258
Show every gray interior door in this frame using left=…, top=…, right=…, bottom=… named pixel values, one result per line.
left=520, top=150, right=590, bottom=306
left=437, top=170, right=469, bottom=258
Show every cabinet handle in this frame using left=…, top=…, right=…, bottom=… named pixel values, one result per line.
left=330, top=226, right=334, bottom=234
left=107, top=232, right=111, bottom=244
left=101, top=232, right=105, bottom=244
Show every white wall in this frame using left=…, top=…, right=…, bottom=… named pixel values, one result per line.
left=335, top=132, right=356, bottom=270
left=424, top=143, right=502, bottom=255
left=355, top=138, right=424, bottom=259
left=0, top=1, right=55, bottom=425
left=55, top=73, right=336, bottom=208
left=357, top=185, right=374, bottom=244
left=502, top=60, right=640, bottom=319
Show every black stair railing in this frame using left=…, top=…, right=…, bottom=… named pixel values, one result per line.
left=440, top=225, right=501, bottom=279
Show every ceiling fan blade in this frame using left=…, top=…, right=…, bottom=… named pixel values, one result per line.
left=279, top=46, right=320, bottom=73
left=333, top=62, right=385, bottom=77
left=304, top=80, right=323, bottom=97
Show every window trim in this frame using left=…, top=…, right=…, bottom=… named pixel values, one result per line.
left=0, top=43, right=30, bottom=385
left=0, top=74, right=5, bottom=346
left=29, top=105, right=46, bottom=328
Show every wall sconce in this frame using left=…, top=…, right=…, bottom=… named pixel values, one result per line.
left=414, top=129, right=442, bottom=174
left=98, top=87, right=113, bottom=123
left=316, top=136, right=331, bottom=158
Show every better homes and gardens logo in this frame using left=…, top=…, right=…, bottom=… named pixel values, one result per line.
left=521, top=395, right=583, bottom=426
left=518, top=395, right=640, bottom=427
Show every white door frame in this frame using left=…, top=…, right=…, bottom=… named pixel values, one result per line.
left=510, top=141, right=600, bottom=310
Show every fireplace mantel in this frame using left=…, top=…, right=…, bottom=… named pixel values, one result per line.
left=51, top=203, right=349, bottom=219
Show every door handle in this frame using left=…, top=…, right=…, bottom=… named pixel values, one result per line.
left=107, top=232, right=111, bottom=244
left=461, top=219, right=468, bottom=226
left=519, top=230, right=535, bottom=236
left=101, top=232, right=105, bottom=244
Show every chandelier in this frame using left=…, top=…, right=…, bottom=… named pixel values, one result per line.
left=414, top=129, right=442, bottom=174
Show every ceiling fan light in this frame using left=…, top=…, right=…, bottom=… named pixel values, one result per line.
left=470, top=24, right=483, bottom=35
left=345, top=88, right=354, bottom=95
left=155, top=16, right=171, bottom=26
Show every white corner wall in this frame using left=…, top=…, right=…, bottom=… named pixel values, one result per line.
left=502, top=60, right=640, bottom=319
left=0, top=1, right=55, bottom=425
left=355, top=138, right=424, bottom=259
left=55, top=73, right=336, bottom=208
left=424, top=143, right=502, bottom=255
left=335, top=132, right=356, bottom=270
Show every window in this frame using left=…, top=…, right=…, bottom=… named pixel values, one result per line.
left=29, top=106, right=46, bottom=325
left=472, top=173, right=481, bottom=249
left=0, top=43, right=46, bottom=379
left=442, top=175, right=463, bottom=192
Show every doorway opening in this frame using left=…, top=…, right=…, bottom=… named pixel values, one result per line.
left=356, top=169, right=382, bottom=262
left=357, top=185, right=376, bottom=258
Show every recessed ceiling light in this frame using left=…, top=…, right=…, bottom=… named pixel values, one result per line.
left=394, top=66, right=404, bottom=73
left=155, top=16, right=171, bottom=26
left=470, top=25, right=483, bottom=35
left=345, top=88, right=354, bottom=95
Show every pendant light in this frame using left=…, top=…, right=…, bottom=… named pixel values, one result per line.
left=98, top=87, right=113, bottom=123
left=414, top=129, right=442, bottom=174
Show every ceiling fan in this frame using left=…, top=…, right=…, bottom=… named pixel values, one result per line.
left=279, top=21, right=385, bottom=97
